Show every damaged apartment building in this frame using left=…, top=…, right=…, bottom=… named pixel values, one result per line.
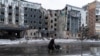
left=24, top=1, right=94, bottom=39
left=41, top=5, right=86, bottom=39
left=42, top=9, right=65, bottom=38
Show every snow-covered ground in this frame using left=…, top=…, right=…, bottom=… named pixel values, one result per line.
left=0, top=38, right=99, bottom=56
left=0, top=38, right=100, bottom=45
left=0, top=38, right=77, bottom=45
left=62, top=54, right=93, bottom=56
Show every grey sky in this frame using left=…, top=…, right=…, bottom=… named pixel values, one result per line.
left=27, top=0, right=96, bottom=9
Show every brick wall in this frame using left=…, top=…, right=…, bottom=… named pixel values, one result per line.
left=87, top=1, right=96, bottom=37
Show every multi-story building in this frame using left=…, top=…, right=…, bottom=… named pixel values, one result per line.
left=39, top=8, right=50, bottom=38
left=0, top=0, right=87, bottom=39
left=0, top=0, right=43, bottom=39
left=0, top=0, right=41, bottom=25
left=41, top=5, right=86, bottom=39
left=43, top=10, right=61, bottom=38
left=41, top=9, right=67, bottom=38
left=83, top=1, right=100, bottom=37
left=64, top=5, right=86, bottom=39
left=58, top=9, right=67, bottom=38
left=23, top=1, right=44, bottom=39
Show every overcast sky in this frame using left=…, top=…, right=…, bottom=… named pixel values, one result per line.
left=27, top=0, right=96, bottom=10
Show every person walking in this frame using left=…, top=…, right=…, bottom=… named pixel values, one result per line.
left=48, top=39, right=55, bottom=53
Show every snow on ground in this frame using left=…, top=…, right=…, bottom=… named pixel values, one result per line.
left=0, top=39, right=99, bottom=56
left=0, top=39, right=20, bottom=45
left=0, top=38, right=50, bottom=45
left=59, top=54, right=93, bottom=56
left=0, top=38, right=100, bottom=45
left=55, top=39, right=77, bottom=43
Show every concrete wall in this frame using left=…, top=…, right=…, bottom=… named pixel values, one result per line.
left=25, top=29, right=41, bottom=39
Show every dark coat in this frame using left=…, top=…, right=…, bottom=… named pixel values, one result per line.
left=48, top=39, right=55, bottom=50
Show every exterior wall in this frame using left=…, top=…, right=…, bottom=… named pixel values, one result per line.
left=22, top=1, right=43, bottom=39
left=0, top=0, right=22, bottom=25
left=95, top=2, right=100, bottom=37
left=24, top=8, right=43, bottom=29
left=41, top=9, right=65, bottom=38
left=45, top=10, right=60, bottom=38
left=87, top=1, right=96, bottom=37
left=83, top=1, right=100, bottom=37
left=0, top=0, right=41, bottom=26
left=95, top=23, right=100, bottom=37
left=42, top=9, right=67, bottom=38
left=58, top=10, right=67, bottom=38
left=25, top=29, right=41, bottom=39
left=41, top=9, right=50, bottom=37
left=81, top=10, right=87, bottom=26
left=65, top=5, right=84, bottom=38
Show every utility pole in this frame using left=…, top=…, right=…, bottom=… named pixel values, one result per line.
left=81, top=24, right=84, bottom=56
